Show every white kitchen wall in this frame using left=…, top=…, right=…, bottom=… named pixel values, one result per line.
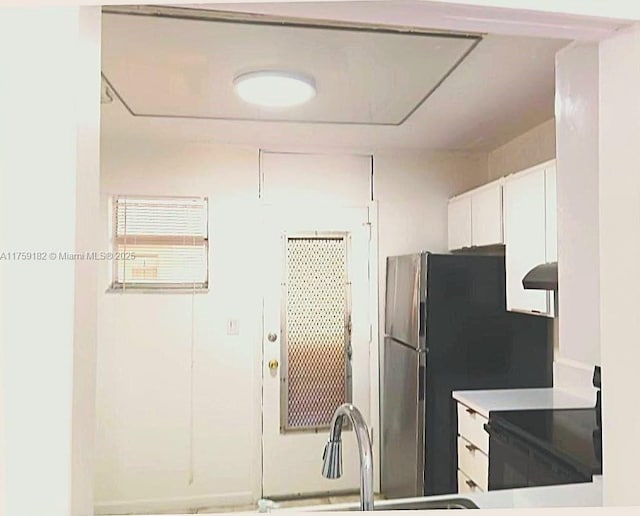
left=96, top=139, right=262, bottom=514
left=95, top=138, right=488, bottom=513
left=488, top=118, right=556, bottom=181
left=376, top=151, right=489, bottom=256
left=260, top=151, right=372, bottom=205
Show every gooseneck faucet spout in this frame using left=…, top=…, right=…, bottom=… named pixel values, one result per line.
left=321, top=403, right=374, bottom=511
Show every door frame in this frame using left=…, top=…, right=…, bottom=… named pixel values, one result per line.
left=255, top=200, right=379, bottom=500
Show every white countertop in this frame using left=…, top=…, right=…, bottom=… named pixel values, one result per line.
left=452, top=387, right=594, bottom=418
left=275, top=477, right=602, bottom=511
left=128, top=478, right=602, bottom=514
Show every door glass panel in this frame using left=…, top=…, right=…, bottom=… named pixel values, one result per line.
left=282, top=235, right=351, bottom=432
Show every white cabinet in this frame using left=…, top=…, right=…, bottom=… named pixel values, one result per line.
left=448, top=180, right=503, bottom=251
left=503, top=167, right=547, bottom=314
left=448, top=195, right=472, bottom=250
left=449, top=161, right=557, bottom=316
left=456, top=402, right=488, bottom=493
left=503, top=160, right=557, bottom=316
left=457, top=402, right=489, bottom=454
left=471, top=182, right=503, bottom=247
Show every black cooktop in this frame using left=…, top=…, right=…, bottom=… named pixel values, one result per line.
left=489, top=408, right=601, bottom=477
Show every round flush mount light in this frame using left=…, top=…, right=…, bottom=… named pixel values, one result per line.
left=233, top=70, right=316, bottom=108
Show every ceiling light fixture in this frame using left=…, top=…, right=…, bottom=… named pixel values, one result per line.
left=233, top=71, right=316, bottom=108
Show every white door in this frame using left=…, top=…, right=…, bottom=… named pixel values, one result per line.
left=261, top=203, right=374, bottom=498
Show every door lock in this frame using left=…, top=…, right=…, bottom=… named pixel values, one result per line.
left=268, top=359, right=279, bottom=371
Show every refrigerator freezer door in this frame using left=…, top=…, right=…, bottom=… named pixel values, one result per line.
left=385, top=254, right=422, bottom=348
left=381, top=337, right=425, bottom=499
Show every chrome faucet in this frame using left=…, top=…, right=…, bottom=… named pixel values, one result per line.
left=322, top=403, right=374, bottom=511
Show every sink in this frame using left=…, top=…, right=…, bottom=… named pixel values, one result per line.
left=319, top=497, right=478, bottom=511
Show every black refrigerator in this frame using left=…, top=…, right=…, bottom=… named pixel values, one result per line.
left=381, top=252, right=552, bottom=498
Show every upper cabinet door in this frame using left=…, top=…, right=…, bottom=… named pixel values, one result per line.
left=503, top=168, right=549, bottom=315
left=471, top=182, right=503, bottom=247
left=448, top=196, right=472, bottom=251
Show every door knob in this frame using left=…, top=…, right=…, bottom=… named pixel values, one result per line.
left=267, top=332, right=278, bottom=342
left=268, top=359, right=279, bottom=371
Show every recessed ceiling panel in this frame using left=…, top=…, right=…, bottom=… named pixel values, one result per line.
left=101, top=12, right=480, bottom=125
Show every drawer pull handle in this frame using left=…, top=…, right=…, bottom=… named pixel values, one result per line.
left=465, top=443, right=477, bottom=452
left=465, top=408, right=476, bottom=415
left=465, top=479, right=477, bottom=488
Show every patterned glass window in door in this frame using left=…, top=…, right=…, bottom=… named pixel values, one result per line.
left=282, top=235, right=352, bottom=432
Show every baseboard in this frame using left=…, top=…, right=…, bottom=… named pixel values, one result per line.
left=554, top=357, right=597, bottom=402
left=94, top=491, right=254, bottom=515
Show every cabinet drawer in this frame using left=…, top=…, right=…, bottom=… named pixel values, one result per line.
left=457, top=436, right=488, bottom=491
left=457, top=469, right=484, bottom=494
left=457, top=403, right=489, bottom=454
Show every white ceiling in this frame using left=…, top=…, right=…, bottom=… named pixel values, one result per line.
left=102, top=13, right=479, bottom=125
left=100, top=6, right=571, bottom=152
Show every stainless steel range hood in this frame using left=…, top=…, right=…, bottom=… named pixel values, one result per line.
left=522, top=262, right=557, bottom=291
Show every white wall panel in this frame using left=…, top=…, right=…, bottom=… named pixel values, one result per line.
left=555, top=43, right=600, bottom=369
left=96, top=141, right=261, bottom=513
left=72, top=7, right=102, bottom=516
left=0, top=7, right=101, bottom=516
left=599, top=25, right=640, bottom=506
left=260, top=151, right=372, bottom=206
left=488, top=118, right=556, bottom=180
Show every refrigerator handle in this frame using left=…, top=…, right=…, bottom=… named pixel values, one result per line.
left=418, top=365, right=425, bottom=401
